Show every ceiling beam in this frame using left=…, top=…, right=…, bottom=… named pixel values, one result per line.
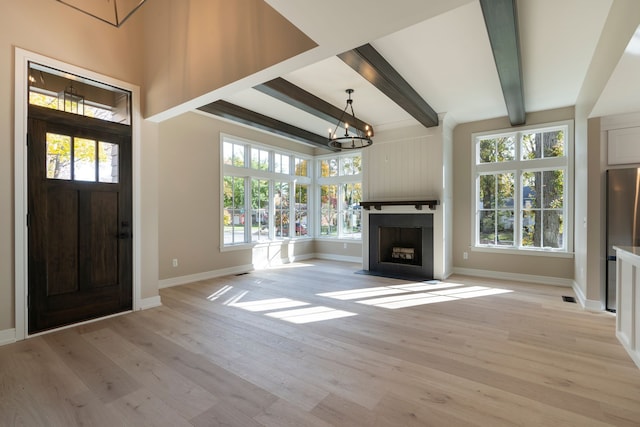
left=198, top=100, right=339, bottom=151
left=338, top=43, right=439, bottom=128
left=255, top=78, right=374, bottom=137
left=479, top=0, right=525, bottom=126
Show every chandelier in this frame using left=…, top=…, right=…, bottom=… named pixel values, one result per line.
left=57, top=0, right=147, bottom=27
left=328, top=89, right=373, bottom=150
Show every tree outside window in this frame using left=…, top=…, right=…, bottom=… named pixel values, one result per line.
left=251, top=179, right=269, bottom=241
left=320, top=184, right=338, bottom=236
left=317, top=152, right=362, bottom=239
left=294, top=184, right=308, bottom=237
left=223, top=176, right=245, bottom=244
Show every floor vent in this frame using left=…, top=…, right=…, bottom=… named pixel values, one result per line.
left=235, top=272, right=249, bottom=276
left=562, top=296, right=577, bottom=303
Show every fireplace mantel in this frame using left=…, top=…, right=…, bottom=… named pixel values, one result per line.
left=360, top=200, right=439, bottom=211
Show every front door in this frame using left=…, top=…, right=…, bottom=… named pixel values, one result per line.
left=27, top=106, right=132, bottom=334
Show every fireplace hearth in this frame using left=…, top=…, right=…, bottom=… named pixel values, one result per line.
left=368, top=214, right=433, bottom=279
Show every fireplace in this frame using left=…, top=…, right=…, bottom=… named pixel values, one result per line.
left=368, top=213, right=433, bottom=279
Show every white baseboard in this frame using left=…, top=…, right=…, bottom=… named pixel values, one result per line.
left=583, top=298, right=605, bottom=312
left=451, top=267, right=573, bottom=287
left=571, top=280, right=587, bottom=308
left=159, top=264, right=254, bottom=289
left=138, top=295, right=162, bottom=310
left=313, top=253, right=363, bottom=264
left=0, top=328, right=16, bottom=346
left=570, top=280, right=605, bottom=311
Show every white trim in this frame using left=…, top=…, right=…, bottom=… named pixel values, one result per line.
left=159, top=264, right=255, bottom=289
left=452, top=267, right=573, bottom=287
left=139, top=296, right=162, bottom=310
left=471, top=246, right=574, bottom=258
left=0, top=329, right=16, bottom=346
left=583, top=299, right=604, bottom=311
left=313, top=253, right=362, bottom=264
left=571, top=280, right=604, bottom=311
left=159, top=256, right=342, bottom=289
left=470, top=120, right=574, bottom=255
left=14, top=47, right=142, bottom=340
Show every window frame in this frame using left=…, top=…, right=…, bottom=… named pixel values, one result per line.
left=471, top=120, right=573, bottom=256
left=221, top=134, right=313, bottom=250
left=315, top=151, right=363, bottom=240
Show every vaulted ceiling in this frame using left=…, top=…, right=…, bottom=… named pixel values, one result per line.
left=197, top=0, right=640, bottom=150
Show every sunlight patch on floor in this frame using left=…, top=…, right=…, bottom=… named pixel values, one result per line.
left=207, top=285, right=234, bottom=301
left=265, top=306, right=357, bottom=324
left=217, top=278, right=512, bottom=323
left=221, top=293, right=358, bottom=324
left=320, top=281, right=513, bottom=309
left=228, top=297, right=310, bottom=312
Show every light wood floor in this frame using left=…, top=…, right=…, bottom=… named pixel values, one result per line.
left=2, top=260, right=640, bottom=426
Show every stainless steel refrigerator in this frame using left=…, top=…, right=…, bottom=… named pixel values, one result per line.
left=606, top=168, right=640, bottom=312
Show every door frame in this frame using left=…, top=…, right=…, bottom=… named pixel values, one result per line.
left=14, top=47, right=142, bottom=340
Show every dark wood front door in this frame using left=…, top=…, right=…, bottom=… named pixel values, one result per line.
left=27, top=106, right=133, bottom=334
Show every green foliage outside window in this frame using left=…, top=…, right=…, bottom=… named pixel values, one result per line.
left=475, top=127, right=568, bottom=251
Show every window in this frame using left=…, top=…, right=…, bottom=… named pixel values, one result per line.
left=223, top=176, right=246, bottom=245
left=317, top=152, right=362, bottom=239
left=473, top=122, right=572, bottom=253
left=221, top=135, right=312, bottom=247
left=251, top=179, right=270, bottom=242
left=29, top=62, right=131, bottom=125
left=223, top=140, right=245, bottom=167
left=294, top=184, right=309, bottom=237
left=294, top=157, right=308, bottom=177
left=251, top=147, right=269, bottom=171
left=274, top=153, right=290, bottom=174
left=46, top=132, right=119, bottom=183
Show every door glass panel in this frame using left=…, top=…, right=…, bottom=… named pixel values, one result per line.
left=46, top=133, right=72, bottom=180
left=74, top=138, right=97, bottom=181
left=99, top=141, right=119, bottom=183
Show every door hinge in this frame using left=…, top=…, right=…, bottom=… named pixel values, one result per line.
left=26, top=132, right=30, bottom=147
left=26, top=213, right=30, bottom=228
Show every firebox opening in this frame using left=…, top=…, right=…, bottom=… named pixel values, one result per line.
left=379, top=227, right=422, bottom=266
left=368, top=213, right=434, bottom=280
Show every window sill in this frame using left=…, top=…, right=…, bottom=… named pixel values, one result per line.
left=472, top=245, right=574, bottom=258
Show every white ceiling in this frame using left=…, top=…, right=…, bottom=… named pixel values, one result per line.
left=218, top=0, right=640, bottom=141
